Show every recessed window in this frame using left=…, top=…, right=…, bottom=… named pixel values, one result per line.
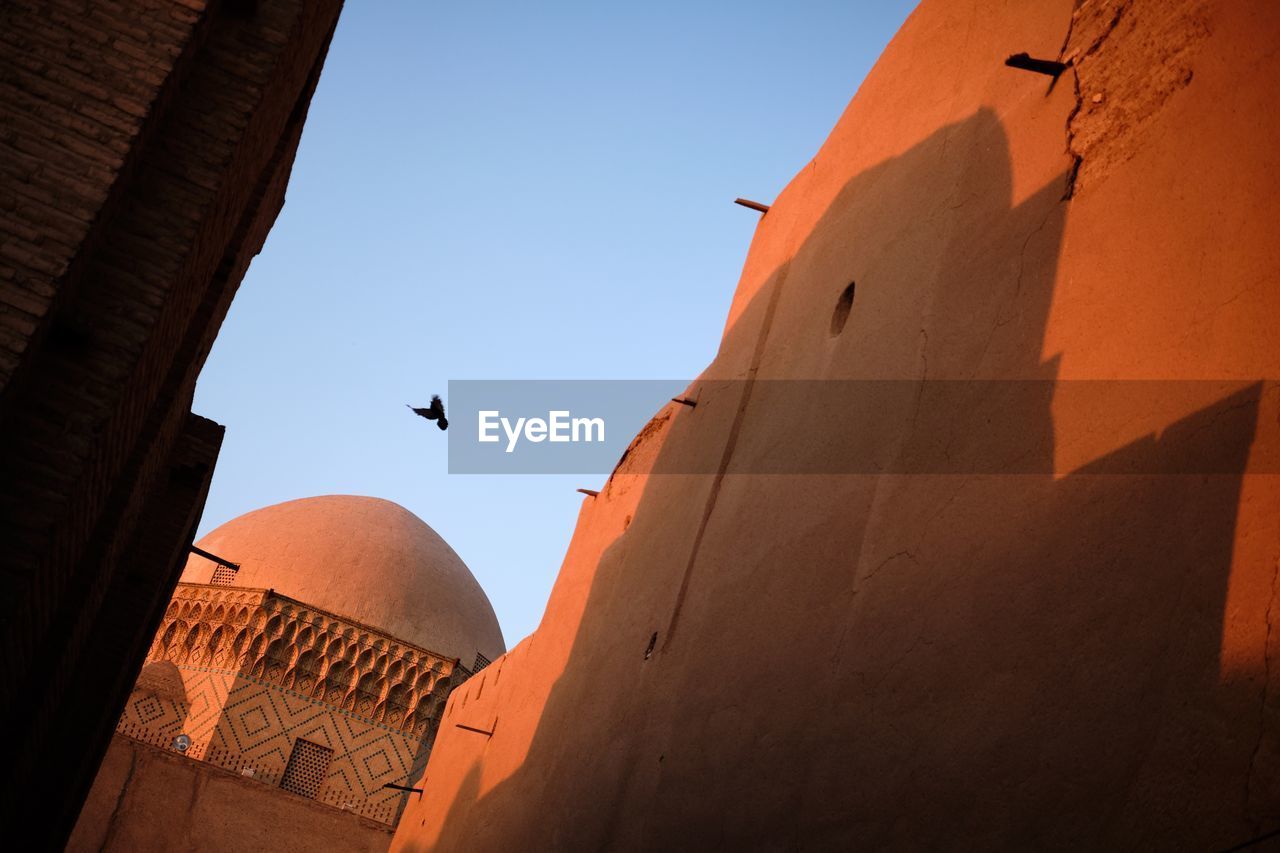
left=830, top=281, right=856, bottom=336
left=280, top=738, right=332, bottom=800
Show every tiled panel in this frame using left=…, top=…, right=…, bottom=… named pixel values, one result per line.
left=114, top=580, right=474, bottom=827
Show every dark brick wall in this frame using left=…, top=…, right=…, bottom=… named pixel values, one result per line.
left=0, top=0, right=210, bottom=389
left=0, top=1, right=343, bottom=846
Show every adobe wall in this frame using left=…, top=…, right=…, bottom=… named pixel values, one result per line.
left=391, top=0, right=1280, bottom=850
left=69, top=735, right=393, bottom=853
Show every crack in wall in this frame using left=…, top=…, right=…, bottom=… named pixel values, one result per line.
left=969, top=204, right=1057, bottom=375
left=661, top=259, right=793, bottom=652
left=1244, top=557, right=1279, bottom=830
left=908, top=328, right=930, bottom=437
left=1060, top=0, right=1210, bottom=197
left=1058, top=1, right=1132, bottom=199
left=861, top=550, right=919, bottom=586
left=99, top=744, right=138, bottom=852
left=1061, top=67, right=1085, bottom=201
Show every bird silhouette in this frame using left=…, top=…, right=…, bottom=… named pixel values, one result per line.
left=407, top=395, right=448, bottom=430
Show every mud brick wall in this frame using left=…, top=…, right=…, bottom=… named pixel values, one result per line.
left=0, top=1, right=344, bottom=846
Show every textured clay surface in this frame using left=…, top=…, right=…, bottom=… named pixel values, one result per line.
left=389, top=0, right=1280, bottom=850
left=68, top=735, right=393, bottom=853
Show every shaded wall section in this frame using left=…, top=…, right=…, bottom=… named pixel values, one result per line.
left=392, top=0, right=1280, bottom=850
left=69, top=735, right=393, bottom=853
left=0, top=0, right=344, bottom=846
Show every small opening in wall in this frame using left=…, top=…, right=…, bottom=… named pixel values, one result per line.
left=644, top=632, right=658, bottom=660
left=210, top=565, right=237, bottom=586
left=279, top=738, right=332, bottom=800
left=830, top=281, right=856, bottom=337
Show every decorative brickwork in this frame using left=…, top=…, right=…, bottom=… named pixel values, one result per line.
left=115, top=582, right=465, bottom=826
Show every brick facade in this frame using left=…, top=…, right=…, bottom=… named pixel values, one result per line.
left=69, top=734, right=395, bottom=853
left=0, top=1, right=344, bottom=846
left=110, top=582, right=468, bottom=826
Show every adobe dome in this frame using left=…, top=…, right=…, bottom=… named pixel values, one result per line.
left=180, top=495, right=505, bottom=665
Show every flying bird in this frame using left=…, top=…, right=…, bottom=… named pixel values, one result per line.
left=407, top=395, right=448, bottom=430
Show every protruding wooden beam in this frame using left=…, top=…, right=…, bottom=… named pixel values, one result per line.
left=734, top=198, right=770, bottom=214
left=1005, top=53, right=1067, bottom=77
left=190, top=545, right=239, bottom=570
left=577, top=488, right=600, bottom=497
left=671, top=397, right=697, bottom=408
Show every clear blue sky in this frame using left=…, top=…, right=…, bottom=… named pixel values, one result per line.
left=193, top=1, right=919, bottom=648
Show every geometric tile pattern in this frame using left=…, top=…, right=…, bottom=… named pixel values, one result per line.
left=115, top=582, right=474, bottom=826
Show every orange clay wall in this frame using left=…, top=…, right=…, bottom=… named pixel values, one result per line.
left=391, top=1, right=1280, bottom=849
left=68, top=735, right=392, bottom=853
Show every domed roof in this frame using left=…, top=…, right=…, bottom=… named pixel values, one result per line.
left=180, top=496, right=505, bottom=664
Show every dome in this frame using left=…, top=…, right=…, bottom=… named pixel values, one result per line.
left=181, top=496, right=505, bottom=664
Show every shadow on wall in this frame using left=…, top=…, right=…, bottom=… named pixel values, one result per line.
left=404, top=105, right=1268, bottom=851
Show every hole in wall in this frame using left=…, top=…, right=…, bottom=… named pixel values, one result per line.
left=644, top=632, right=658, bottom=660
left=830, top=281, right=856, bottom=337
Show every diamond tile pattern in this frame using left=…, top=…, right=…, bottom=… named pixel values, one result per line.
left=114, top=582, right=472, bottom=826
left=118, top=666, right=421, bottom=820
